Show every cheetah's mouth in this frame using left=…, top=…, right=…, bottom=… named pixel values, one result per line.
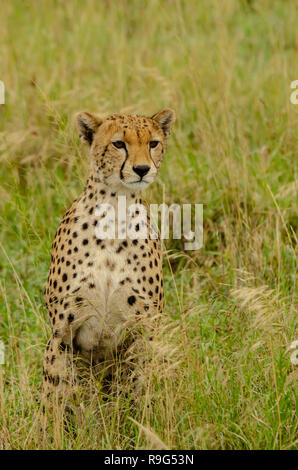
left=130, top=179, right=149, bottom=184
left=121, top=178, right=152, bottom=190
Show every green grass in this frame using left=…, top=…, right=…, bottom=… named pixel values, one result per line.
left=0, top=0, right=297, bottom=449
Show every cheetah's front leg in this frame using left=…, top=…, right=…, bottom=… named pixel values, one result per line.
left=41, top=333, right=79, bottom=433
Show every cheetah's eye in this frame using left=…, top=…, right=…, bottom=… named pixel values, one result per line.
left=112, top=140, right=126, bottom=149
left=149, top=141, right=159, bottom=149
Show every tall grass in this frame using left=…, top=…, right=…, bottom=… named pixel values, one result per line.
left=0, top=0, right=297, bottom=449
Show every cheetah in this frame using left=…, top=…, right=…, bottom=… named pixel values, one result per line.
left=42, top=108, right=175, bottom=409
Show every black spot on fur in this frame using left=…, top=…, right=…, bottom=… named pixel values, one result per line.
left=128, top=295, right=136, bottom=305
left=68, top=313, right=74, bottom=323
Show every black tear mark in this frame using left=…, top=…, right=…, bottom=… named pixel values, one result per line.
left=120, top=147, right=129, bottom=180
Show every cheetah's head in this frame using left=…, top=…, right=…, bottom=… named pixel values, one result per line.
left=75, top=110, right=175, bottom=191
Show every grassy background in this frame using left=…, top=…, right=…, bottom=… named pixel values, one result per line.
left=0, top=0, right=297, bottom=449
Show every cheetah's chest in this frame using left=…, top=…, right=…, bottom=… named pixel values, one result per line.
left=46, top=194, right=163, bottom=361
left=70, top=239, right=159, bottom=360
left=74, top=239, right=140, bottom=303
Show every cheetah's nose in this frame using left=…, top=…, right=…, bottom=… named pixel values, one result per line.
left=133, top=165, right=150, bottom=178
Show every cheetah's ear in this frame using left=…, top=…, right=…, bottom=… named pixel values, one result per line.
left=151, top=109, right=176, bottom=137
left=75, top=111, right=103, bottom=145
